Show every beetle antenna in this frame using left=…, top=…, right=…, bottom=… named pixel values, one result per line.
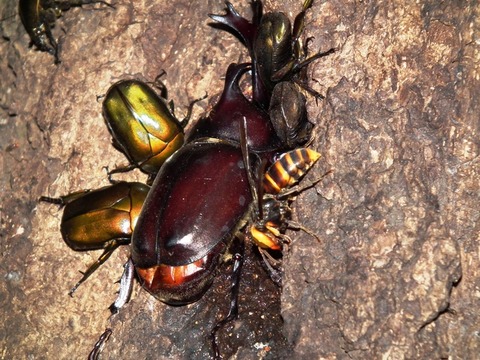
left=239, top=117, right=259, bottom=206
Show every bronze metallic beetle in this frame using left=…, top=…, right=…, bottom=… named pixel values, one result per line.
left=40, top=182, right=149, bottom=295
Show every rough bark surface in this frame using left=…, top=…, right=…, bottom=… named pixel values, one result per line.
left=0, top=0, right=478, bottom=359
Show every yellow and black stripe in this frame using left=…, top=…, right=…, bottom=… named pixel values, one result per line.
left=263, top=148, right=321, bottom=194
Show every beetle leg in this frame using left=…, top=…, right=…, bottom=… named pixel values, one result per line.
left=106, top=163, right=138, bottom=183
left=150, top=71, right=207, bottom=126
left=88, top=328, right=112, bottom=360
left=291, top=0, right=314, bottom=46
left=291, top=0, right=327, bottom=66
left=210, top=237, right=245, bottom=360
left=179, top=93, right=208, bottom=127
left=285, top=48, right=335, bottom=100
left=292, top=47, right=336, bottom=75
left=69, top=240, right=123, bottom=296
left=38, top=9, right=60, bottom=63
left=109, top=258, right=135, bottom=314
left=39, top=195, right=64, bottom=206
left=152, top=70, right=168, bottom=96
left=239, top=116, right=260, bottom=206
left=39, top=188, right=94, bottom=206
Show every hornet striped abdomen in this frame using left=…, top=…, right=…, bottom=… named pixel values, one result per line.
left=263, top=148, right=321, bottom=194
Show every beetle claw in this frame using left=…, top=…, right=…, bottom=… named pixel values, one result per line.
left=210, top=239, right=245, bottom=359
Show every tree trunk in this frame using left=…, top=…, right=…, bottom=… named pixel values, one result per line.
left=1, top=0, right=477, bottom=359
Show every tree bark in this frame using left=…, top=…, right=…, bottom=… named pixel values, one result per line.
left=0, top=0, right=477, bottom=359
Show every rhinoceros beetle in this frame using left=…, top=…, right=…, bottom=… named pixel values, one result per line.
left=130, top=137, right=254, bottom=305
left=102, top=75, right=206, bottom=182
left=187, top=62, right=283, bottom=152
left=18, top=0, right=112, bottom=63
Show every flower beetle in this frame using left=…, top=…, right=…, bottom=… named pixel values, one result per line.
left=210, top=0, right=334, bottom=108
left=40, top=181, right=149, bottom=295
left=103, top=76, right=205, bottom=182
left=18, top=0, right=112, bottom=63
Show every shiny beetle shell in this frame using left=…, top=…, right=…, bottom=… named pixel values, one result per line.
left=131, top=139, right=253, bottom=303
left=268, top=81, right=312, bottom=148
left=56, top=181, right=149, bottom=250
left=135, top=241, right=227, bottom=305
left=253, top=11, right=294, bottom=97
left=132, top=139, right=252, bottom=268
left=186, top=63, right=282, bottom=152
left=40, top=181, right=150, bottom=295
left=103, top=80, right=185, bottom=175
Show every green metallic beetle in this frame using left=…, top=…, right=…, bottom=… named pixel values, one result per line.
left=40, top=181, right=149, bottom=295
left=102, top=76, right=205, bottom=180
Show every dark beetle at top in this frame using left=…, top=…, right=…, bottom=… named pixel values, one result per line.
left=18, top=0, right=111, bottom=63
